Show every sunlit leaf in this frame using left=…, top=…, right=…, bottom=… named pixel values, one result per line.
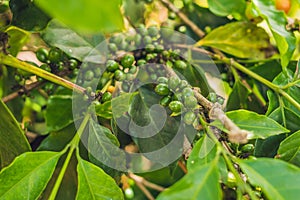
left=252, top=0, right=296, bottom=69
left=0, top=151, right=62, bottom=199
left=197, top=21, right=271, bottom=59
left=157, top=162, right=222, bottom=200
left=76, top=156, right=124, bottom=200
left=35, top=0, right=123, bottom=33
left=239, top=158, right=300, bottom=200
left=211, top=109, right=289, bottom=139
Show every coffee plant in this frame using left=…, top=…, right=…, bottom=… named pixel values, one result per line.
left=0, top=0, right=300, bottom=199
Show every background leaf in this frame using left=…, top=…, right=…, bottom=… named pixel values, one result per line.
left=0, top=151, right=61, bottom=199
left=45, top=95, right=73, bottom=132
left=277, top=130, right=300, bottom=167
left=0, top=99, right=31, bottom=169
left=157, top=162, right=222, bottom=200
left=226, top=80, right=251, bottom=111
left=76, top=156, right=124, bottom=200
left=38, top=123, right=76, bottom=151
left=35, top=0, right=123, bottom=33
left=252, top=0, right=296, bottom=68
left=197, top=21, right=271, bottom=59
left=42, top=20, right=105, bottom=61
left=207, top=0, right=246, bottom=20
left=239, top=158, right=300, bottom=200
left=9, top=0, right=50, bottom=31
left=5, top=26, right=30, bottom=56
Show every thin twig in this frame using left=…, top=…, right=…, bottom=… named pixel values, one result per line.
left=177, top=160, right=188, bottom=174
left=129, top=173, right=155, bottom=200
left=159, top=0, right=205, bottom=38
left=128, top=173, right=165, bottom=192
left=2, top=81, right=44, bottom=103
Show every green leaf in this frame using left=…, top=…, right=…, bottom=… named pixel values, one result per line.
left=111, top=92, right=138, bottom=119
left=254, top=135, right=286, bottom=158
left=37, top=123, right=76, bottom=151
left=42, top=20, right=105, bottom=61
left=239, top=158, right=300, bottom=200
left=0, top=151, right=62, bottom=199
left=252, top=0, right=296, bottom=69
left=88, top=119, right=127, bottom=175
left=249, top=60, right=282, bottom=82
left=34, top=0, right=123, bottom=33
left=0, top=99, right=31, bottom=169
left=272, top=70, right=300, bottom=116
left=269, top=107, right=300, bottom=132
left=277, top=130, right=300, bottom=167
left=5, top=26, right=30, bottom=56
left=95, top=101, right=112, bottom=119
left=197, top=21, right=270, bottom=59
left=9, top=0, right=50, bottom=31
left=76, top=156, right=124, bottom=200
left=187, top=135, right=216, bottom=171
left=40, top=153, right=78, bottom=200
left=129, top=87, right=196, bottom=166
left=156, top=162, right=222, bottom=200
left=207, top=0, right=246, bottom=20
left=187, top=134, right=228, bottom=182
left=211, top=109, right=289, bottom=139
left=226, top=80, right=251, bottom=111
left=45, top=95, right=74, bottom=132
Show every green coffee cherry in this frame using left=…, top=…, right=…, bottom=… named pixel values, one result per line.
left=148, top=26, right=159, bottom=37
left=182, top=87, right=194, bottom=98
left=168, top=76, right=181, bottom=91
left=155, top=44, right=164, bottom=53
left=169, top=101, right=183, bottom=113
left=179, top=80, right=188, bottom=89
left=128, top=65, right=137, bottom=74
left=155, top=83, right=170, bottom=96
left=14, top=74, right=22, bottom=82
left=135, top=34, right=142, bottom=46
left=207, top=92, right=217, bottom=103
left=184, top=96, right=198, bottom=109
left=114, top=70, right=126, bottom=81
left=36, top=48, right=48, bottom=62
left=137, top=24, right=148, bottom=36
left=40, top=64, right=51, bottom=72
left=184, top=111, right=196, bottom=125
left=174, top=60, right=187, bottom=70
left=101, top=92, right=112, bottom=103
left=121, top=54, right=135, bottom=68
left=143, top=35, right=152, bottom=44
left=241, top=144, right=254, bottom=153
left=124, top=188, right=134, bottom=199
left=137, top=59, right=147, bottom=66
left=69, top=59, right=78, bottom=69
left=157, top=77, right=168, bottom=84
left=48, top=48, right=63, bottom=63
left=160, top=96, right=171, bottom=106
left=84, top=70, right=94, bottom=81
left=217, top=96, right=225, bottom=105
left=145, top=44, right=155, bottom=52
left=108, top=43, right=118, bottom=53
left=93, top=67, right=102, bottom=78
left=106, top=60, right=119, bottom=72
